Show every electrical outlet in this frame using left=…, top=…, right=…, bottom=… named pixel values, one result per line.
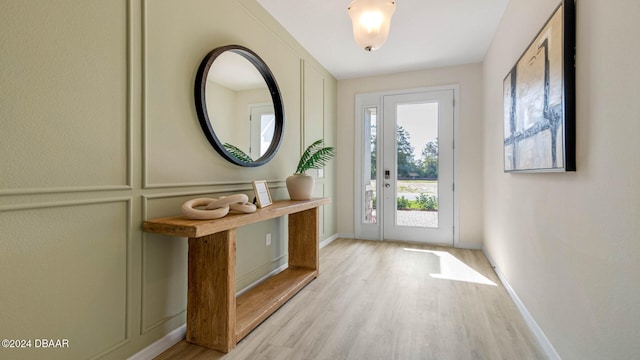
left=265, top=233, right=271, bottom=246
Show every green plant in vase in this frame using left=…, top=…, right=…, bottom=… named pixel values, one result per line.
left=287, top=139, right=336, bottom=200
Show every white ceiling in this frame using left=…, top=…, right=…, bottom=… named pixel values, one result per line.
left=256, top=0, right=510, bottom=80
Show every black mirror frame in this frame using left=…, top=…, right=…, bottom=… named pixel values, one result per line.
left=194, top=45, right=285, bottom=167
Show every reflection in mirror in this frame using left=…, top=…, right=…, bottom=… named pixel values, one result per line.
left=195, top=45, right=284, bottom=167
left=249, top=103, right=275, bottom=158
left=205, top=52, right=274, bottom=160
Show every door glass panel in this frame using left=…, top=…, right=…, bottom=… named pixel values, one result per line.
left=260, top=113, right=275, bottom=156
left=250, top=104, right=275, bottom=159
left=395, top=102, right=439, bottom=228
left=364, top=107, right=377, bottom=224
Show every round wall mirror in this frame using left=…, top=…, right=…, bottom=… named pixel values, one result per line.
left=195, top=45, right=284, bottom=167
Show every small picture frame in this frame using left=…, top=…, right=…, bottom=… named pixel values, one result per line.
left=252, top=180, right=272, bottom=208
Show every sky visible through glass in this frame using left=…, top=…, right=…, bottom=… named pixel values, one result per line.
left=397, top=102, right=438, bottom=159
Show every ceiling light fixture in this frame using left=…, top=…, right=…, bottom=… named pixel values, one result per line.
left=347, top=0, right=396, bottom=51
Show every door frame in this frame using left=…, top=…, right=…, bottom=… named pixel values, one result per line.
left=353, top=85, right=460, bottom=247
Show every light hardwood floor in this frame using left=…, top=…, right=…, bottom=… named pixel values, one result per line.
left=156, top=238, right=546, bottom=360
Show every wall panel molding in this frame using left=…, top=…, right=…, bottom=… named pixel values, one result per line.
left=0, top=196, right=132, bottom=212
left=141, top=182, right=285, bottom=203
left=0, top=0, right=133, bottom=196
left=0, top=185, right=133, bottom=197
left=143, top=180, right=286, bottom=191
left=0, top=197, right=132, bottom=359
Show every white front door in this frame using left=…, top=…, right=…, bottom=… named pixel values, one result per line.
left=382, top=90, right=454, bottom=245
left=355, top=88, right=455, bottom=245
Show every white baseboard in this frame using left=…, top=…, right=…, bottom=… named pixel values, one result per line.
left=320, top=233, right=340, bottom=248
left=454, top=242, right=483, bottom=250
left=336, top=233, right=355, bottom=239
left=127, top=324, right=186, bottom=360
left=236, top=262, right=288, bottom=297
left=236, top=254, right=287, bottom=292
left=482, top=250, right=561, bottom=360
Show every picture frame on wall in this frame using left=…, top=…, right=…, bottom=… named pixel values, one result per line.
left=503, top=0, right=576, bottom=172
left=252, top=180, right=272, bottom=208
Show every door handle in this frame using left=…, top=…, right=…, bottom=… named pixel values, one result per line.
left=385, top=183, right=391, bottom=188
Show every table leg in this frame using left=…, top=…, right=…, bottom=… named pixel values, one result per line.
left=288, top=207, right=319, bottom=271
left=186, top=229, right=237, bottom=352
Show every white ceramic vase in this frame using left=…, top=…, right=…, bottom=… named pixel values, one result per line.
left=286, top=173, right=315, bottom=200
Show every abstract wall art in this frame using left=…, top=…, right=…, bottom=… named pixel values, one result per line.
left=503, top=0, right=576, bottom=172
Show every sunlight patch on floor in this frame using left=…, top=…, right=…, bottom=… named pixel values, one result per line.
left=403, top=248, right=497, bottom=286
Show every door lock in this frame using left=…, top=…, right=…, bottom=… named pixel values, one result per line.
left=385, top=183, right=391, bottom=188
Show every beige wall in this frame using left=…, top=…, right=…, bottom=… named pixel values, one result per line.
left=483, top=0, right=640, bottom=359
left=336, top=64, right=485, bottom=248
left=0, top=1, right=337, bottom=359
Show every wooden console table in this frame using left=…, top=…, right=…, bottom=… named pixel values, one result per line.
left=142, top=198, right=330, bottom=353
